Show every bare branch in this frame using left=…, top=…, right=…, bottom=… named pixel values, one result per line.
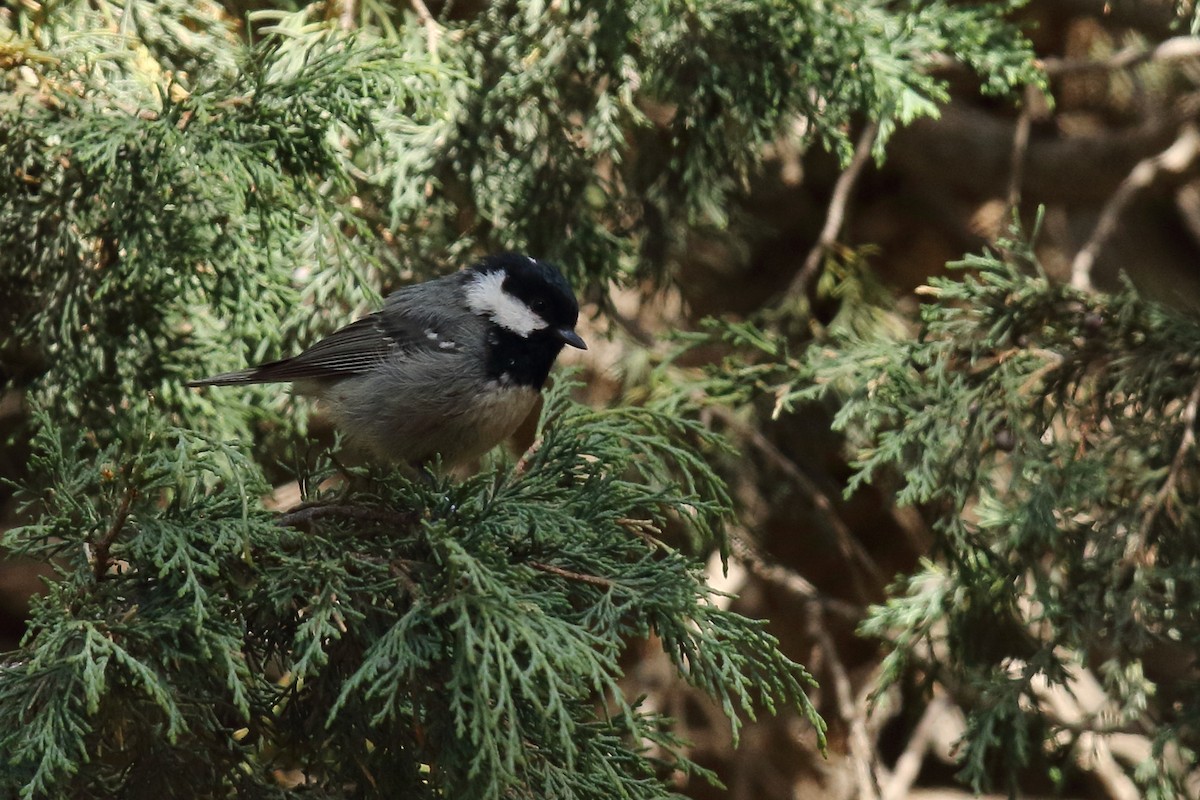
left=338, top=0, right=356, bottom=30
left=1126, top=374, right=1200, bottom=563
left=277, top=504, right=419, bottom=529
left=92, top=485, right=137, bottom=581
left=1071, top=123, right=1200, bottom=291
left=728, top=526, right=863, bottom=623
left=890, top=99, right=1200, bottom=205
left=410, top=0, right=440, bottom=56
left=788, top=121, right=880, bottom=299
left=706, top=404, right=886, bottom=600
left=1043, top=36, right=1200, bottom=75
left=882, top=694, right=954, bottom=800
left=807, top=605, right=882, bottom=800
left=1029, top=663, right=1143, bottom=800
left=1005, top=85, right=1045, bottom=217
left=528, top=561, right=615, bottom=589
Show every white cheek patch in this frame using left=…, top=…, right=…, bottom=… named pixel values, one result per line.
left=465, top=270, right=547, bottom=337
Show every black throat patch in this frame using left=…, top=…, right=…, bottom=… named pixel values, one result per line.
left=483, top=326, right=565, bottom=389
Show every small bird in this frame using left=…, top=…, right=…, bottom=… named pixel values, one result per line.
left=190, top=253, right=586, bottom=469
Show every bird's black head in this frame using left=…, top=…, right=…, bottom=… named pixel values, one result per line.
left=466, top=253, right=587, bottom=388
left=466, top=253, right=585, bottom=347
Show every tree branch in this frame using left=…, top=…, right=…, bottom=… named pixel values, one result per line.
left=1005, top=85, right=1044, bottom=217
left=1029, top=662, right=1144, bottom=800
left=528, top=561, right=615, bottom=589
left=337, top=0, right=356, bottom=30
left=92, top=485, right=137, bottom=582
left=807, top=604, right=883, bottom=800
left=409, top=0, right=441, bottom=56
left=277, top=504, right=419, bottom=529
left=1043, top=36, right=1200, bottom=75
left=1127, top=374, right=1200, bottom=562
left=882, top=694, right=954, bottom=800
left=728, top=526, right=863, bottom=623
left=706, top=404, right=886, bottom=600
left=1071, top=123, right=1200, bottom=291
left=787, top=121, right=879, bottom=299
left=889, top=99, right=1200, bottom=205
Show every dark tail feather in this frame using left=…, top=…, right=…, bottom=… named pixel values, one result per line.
left=186, top=368, right=268, bottom=387
left=187, top=356, right=335, bottom=387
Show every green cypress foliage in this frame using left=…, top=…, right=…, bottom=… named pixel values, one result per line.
left=2, top=385, right=823, bottom=797
left=0, top=1, right=1039, bottom=797
left=689, top=227, right=1200, bottom=797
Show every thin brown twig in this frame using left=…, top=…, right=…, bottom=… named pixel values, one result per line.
left=728, top=526, right=863, bottom=622
left=528, top=561, right=615, bottom=589
left=93, top=485, right=137, bottom=581
left=707, top=405, right=886, bottom=600
left=1004, top=84, right=1039, bottom=218
left=513, top=433, right=544, bottom=475
left=409, top=0, right=440, bottom=55
left=1127, top=375, right=1200, bottom=562
left=806, top=604, right=882, bottom=800
left=277, top=504, right=419, bottom=529
left=882, top=693, right=954, bottom=800
left=338, top=0, right=356, bottom=30
left=788, top=120, right=880, bottom=299
left=1071, top=123, right=1200, bottom=291
left=389, top=558, right=420, bottom=597
left=1042, top=36, right=1200, bottom=75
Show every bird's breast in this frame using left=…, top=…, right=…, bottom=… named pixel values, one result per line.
left=462, top=382, right=540, bottom=445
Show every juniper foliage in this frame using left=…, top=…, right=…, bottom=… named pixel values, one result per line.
left=690, top=230, right=1200, bottom=797
left=0, top=0, right=1041, bottom=797
left=0, top=380, right=824, bottom=798
left=1, top=0, right=1041, bottom=458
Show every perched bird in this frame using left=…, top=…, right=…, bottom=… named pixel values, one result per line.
left=190, top=253, right=586, bottom=469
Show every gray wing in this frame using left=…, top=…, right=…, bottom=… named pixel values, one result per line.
left=188, top=273, right=475, bottom=386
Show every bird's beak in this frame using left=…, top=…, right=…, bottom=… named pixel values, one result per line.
left=557, top=327, right=587, bottom=350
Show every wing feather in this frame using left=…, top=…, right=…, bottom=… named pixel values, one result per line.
left=188, top=273, right=474, bottom=387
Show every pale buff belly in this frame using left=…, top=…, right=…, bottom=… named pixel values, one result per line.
left=319, top=376, right=540, bottom=468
